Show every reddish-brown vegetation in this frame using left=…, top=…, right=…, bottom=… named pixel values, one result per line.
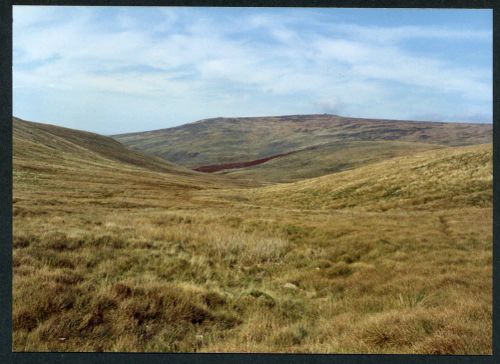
left=194, top=151, right=298, bottom=173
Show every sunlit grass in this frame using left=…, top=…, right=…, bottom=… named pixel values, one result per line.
left=12, top=119, right=492, bottom=353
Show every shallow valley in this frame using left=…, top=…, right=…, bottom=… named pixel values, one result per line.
left=13, top=116, right=492, bottom=353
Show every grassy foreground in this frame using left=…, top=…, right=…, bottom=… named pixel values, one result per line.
left=13, top=119, right=492, bottom=353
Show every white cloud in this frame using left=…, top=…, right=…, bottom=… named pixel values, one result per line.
left=13, top=7, right=492, bottom=133
left=329, top=23, right=491, bottom=43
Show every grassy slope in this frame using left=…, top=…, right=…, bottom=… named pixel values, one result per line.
left=221, top=140, right=444, bottom=183
left=13, top=117, right=249, bottom=191
left=243, top=143, right=492, bottom=211
left=112, top=114, right=492, bottom=169
left=13, top=120, right=492, bottom=354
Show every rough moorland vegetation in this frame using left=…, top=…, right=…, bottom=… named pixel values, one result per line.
left=13, top=118, right=492, bottom=353
left=113, top=114, right=492, bottom=169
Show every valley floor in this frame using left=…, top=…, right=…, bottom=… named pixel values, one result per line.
left=13, top=169, right=492, bottom=353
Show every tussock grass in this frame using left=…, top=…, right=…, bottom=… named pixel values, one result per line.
left=12, top=119, right=492, bottom=353
left=207, top=229, right=290, bottom=265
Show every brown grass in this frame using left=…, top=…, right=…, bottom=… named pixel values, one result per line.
left=12, top=119, right=492, bottom=353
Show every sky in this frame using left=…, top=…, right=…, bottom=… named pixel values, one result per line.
left=13, top=6, right=492, bottom=135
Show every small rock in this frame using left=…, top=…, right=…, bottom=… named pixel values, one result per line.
left=283, top=283, right=299, bottom=290
left=58, top=337, right=67, bottom=342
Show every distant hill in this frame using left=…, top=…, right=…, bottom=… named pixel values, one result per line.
left=112, top=115, right=492, bottom=175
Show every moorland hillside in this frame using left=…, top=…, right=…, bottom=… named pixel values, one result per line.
left=113, top=114, right=492, bottom=172
left=13, top=117, right=492, bottom=354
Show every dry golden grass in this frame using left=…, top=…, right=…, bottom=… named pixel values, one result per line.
left=243, top=143, right=492, bottom=211
left=222, top=140, right=444, bottom=183
left=12, top=119, right=492, bottom=353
